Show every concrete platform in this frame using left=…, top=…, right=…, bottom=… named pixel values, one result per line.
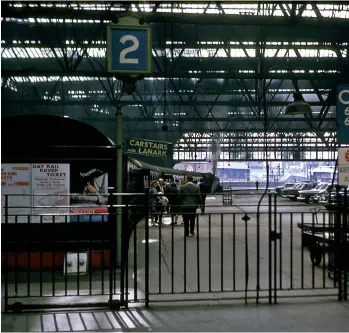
left=2, top=298, right=349, bottom=331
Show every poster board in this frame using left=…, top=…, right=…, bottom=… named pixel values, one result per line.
left=31, top=164, right=70, bottom=223
left=1, top=163, right=70, bottom=223
left=338, top=148, right=349, bottom=186
left=1, top=162, right=111, bottom=223
left=1, top=164, right=31, bottom=223
left=69, top=163, right=109, bottom=222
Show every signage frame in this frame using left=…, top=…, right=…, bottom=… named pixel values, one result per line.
left=106, top=24, right=152, bottom=74
left=336, top=84, right=349, bottom=145
left=124, top=138, right=173, bottom=160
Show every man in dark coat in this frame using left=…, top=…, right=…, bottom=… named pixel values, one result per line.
left=199, top=182, right=209, bottom=213
left=179, top=175, right=202, bottom=236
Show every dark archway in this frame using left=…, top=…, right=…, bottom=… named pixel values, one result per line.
left=1, top=114, right=114, bottom=148
left=1, top=114, right=115, bottom=161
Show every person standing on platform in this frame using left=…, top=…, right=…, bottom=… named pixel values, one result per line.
left=168, top=182, right=180, bottom=225
left=158, top=192, right=169, bottom=215
left=148, top=180, right=161, bottom=226
left=156, top=178, right=169, bottom=224
left=179, top=175, right=202, bottom=237
left=199, top=181, right=209, bottom=214
left=156, top=178, right=168, bottom=194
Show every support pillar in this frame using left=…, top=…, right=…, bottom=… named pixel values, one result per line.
left=116, top=105, right=123, bottom=266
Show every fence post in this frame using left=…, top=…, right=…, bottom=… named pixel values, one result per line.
left=108, top=187, right=122, bottom=310
left=341, top=188, right=348, bottom=301
left=334, top=186, right=343, bottom=301
left=273, top=193, right=278, bottom=304
left=108, top=188, right=114, bottom=307
left=122, top=195, right=129, bottom=308
left=268, top=193, right=272, bottom=305
left=144, top=191, right=150, bottom=308
left=4, top=195, right=9, bottom=312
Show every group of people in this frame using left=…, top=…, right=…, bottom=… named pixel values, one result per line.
left=148, top=176, right=209, bottom=237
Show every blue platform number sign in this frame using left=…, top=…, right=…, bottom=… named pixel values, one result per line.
left=107, top=25, right=152, bottom=74
left=337, top=85, right=349, bottom=145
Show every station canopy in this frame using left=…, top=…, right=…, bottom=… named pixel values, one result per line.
left=2, top=2, right=349, bottom=161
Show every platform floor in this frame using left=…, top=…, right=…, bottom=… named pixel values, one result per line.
left=2, top=194, right=349, bottom=331
left=2, top=298, right=349, bottom=331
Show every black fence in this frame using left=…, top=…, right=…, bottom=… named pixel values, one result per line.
left=141, top=193, right=348, bottom=304
left=1, top=192, right=348, bottom=312
left=2, top=193, right=123, bottom=312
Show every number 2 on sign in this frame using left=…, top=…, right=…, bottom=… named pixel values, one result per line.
left=119, top=35, right=139, bottom=64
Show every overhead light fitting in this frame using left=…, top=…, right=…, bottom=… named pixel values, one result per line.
left=285, top=92, right=312, bottom=115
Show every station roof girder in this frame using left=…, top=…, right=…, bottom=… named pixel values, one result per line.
left=1, top=1, right=348, bottom=149
left=2, top=21, right=349, bottom=43
left=2, top=57, right=346, bottom=75
left=2, top=3, right=349, bottom=29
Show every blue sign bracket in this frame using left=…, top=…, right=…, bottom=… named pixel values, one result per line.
left=106, top=24, right=152, bottom=75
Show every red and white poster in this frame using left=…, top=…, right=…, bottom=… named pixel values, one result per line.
left=31, top=164, right=70, bottom=223
left=69, top=163, right=109, bottom=222
left=1, top=162, right=109, bottom=223
left=1, top=164, right=31, bottom=223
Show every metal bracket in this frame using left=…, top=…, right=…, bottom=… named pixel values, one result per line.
left=121, top=76, right=137, bottom=94
left=270, top=231, right=282, bottom=241
left=108, top=299, right=126, bottom=310
left=242, top=214, right=251, bottom=223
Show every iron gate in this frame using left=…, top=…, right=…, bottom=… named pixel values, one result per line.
left=132, top=193, right=348, bottom=305
left=2, top=192, right=348, bottom=312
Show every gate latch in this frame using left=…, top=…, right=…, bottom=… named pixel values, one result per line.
left=270, top=231, right=282, bottom=241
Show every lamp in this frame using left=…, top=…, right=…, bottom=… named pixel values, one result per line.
left=285, top=92, right=312, bottom=115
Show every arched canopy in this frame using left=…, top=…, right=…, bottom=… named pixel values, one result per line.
left=1, top=114, right=113, bottom=148
left=1, top=114, right=115, bottom=161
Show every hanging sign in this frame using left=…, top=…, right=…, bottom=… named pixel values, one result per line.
left=125, top=138, right=173, bottom=159
left=107, top=16, right=152, bottom=74
left=337, top=85, right=349, bottom=145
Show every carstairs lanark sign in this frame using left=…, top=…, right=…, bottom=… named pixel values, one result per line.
left=125, top=138, right=173, bottom=159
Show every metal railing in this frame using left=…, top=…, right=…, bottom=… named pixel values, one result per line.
left=1, top=192, right=348, bottom=312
